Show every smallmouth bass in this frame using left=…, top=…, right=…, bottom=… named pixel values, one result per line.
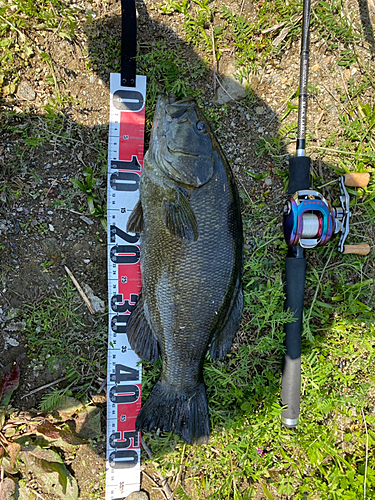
left=127, top=96, right=243, bottom=444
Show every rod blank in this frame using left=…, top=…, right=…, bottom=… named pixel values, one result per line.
left=296, top=0, right=312, bottom=156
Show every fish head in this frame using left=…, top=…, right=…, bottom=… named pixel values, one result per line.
left=150, top=96, right=214, bottom=187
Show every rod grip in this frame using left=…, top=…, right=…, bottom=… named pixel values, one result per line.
left=281, top=255, right=306, bottom=426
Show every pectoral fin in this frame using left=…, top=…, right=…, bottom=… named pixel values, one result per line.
left=126, top=199, right=143, bottom=234
left=161, top=189, right=198, bottom=242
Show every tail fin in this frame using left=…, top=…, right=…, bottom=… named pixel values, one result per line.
left=136, top=380, right=210, bottom=445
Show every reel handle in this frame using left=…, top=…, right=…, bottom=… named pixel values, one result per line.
left=343, top=244, right=371, bottom=255
left=344, top=172, right=370, bottom=188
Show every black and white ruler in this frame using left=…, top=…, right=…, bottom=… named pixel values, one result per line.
left=106, top=72, right=147, bottom=499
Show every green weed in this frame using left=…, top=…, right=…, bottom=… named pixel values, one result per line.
left=0, top=0, right=81, bottom=93
left=158, top=0, right=190, bottom=16
left=39, top=387, right=72, bottom=412
left=312, top=0, right=361, bottom=67
left=256, top=135, right=289, bottom=169
left=221, top=6, right=266, bottom=77
left=137, top=42, right=206, bottom=133
left=219, top=0, right=364, bottom=82
left=71, top=166, right=107, bottom=231
left=140, top=190, right=375, bottom=498
left=339, top=99, right=375, bottom=172
left=23, top=277, right=107, bottom=405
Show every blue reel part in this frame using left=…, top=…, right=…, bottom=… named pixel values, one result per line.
left=283, top=177, right=351, bottom=251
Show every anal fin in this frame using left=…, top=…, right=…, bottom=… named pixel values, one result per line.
left=209, top=281, right=243, bottom=361
left=127, top=291, right=159, bottom=362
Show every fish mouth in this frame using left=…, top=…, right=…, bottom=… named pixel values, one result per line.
left=166, top=144, right=199, bottom=158
left=154, top=96, right=193, bottom=127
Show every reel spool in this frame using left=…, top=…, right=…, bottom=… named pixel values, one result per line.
left=283, top=172, right=371, bottom=255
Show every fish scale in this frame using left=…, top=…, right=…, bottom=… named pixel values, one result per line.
left=126, top=97, right=243, bottom=444
left=143, top=163, right=235, bottom=378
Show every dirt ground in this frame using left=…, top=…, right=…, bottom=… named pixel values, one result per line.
left=1, top=0, right=374, bottom=498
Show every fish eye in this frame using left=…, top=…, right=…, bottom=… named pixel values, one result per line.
left=196, top=121, right=206, bottom=132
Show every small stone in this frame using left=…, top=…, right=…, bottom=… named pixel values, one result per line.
left=255, top=106, right=264, bottom=115
left=44, top=164, right=52, bottom=170
left=17, top=81, right=36, bottom=101
left=216, top=61, right=247, bottom=104
left=258, top=127, right=265, bottom=133
left=49, top=224, right=55, bottom=232
left=264, top=176, right=273, bottom=187
left=7, top=309, right=20, bottom=319
left=343, top=69, right=351, bottom=80
left=80, top=215, right=94, bottom=225
left=126, top=491, right=149, bottom=500
left=6, top=337, right=19, bottom=347
left=84, top=284, right=105, bottom=314
left=41, top=238, right=60, bottom=258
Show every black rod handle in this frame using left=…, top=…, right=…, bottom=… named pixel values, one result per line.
left=120, top=0, right=137, bottom=87
left=281, top=251, right=306, bottom=426
left=287, top=156, right=311, bottom=195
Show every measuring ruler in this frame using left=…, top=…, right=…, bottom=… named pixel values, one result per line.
left=106, top=73, right=147, bottom=499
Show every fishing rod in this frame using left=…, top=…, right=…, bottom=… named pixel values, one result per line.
left=280, top=0, right=371, bottom=427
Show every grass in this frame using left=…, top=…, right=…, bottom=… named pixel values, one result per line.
left=0, top=0, right=374, bottom=498
left=141, top=197, right=374, bottom=499
left=0, top=0, right=82, bottom=95
left=135, top=2, right=375, bottom=497
left=137, top=41, right=206, bottom=131
left=23, top=276, right=107, bottom=409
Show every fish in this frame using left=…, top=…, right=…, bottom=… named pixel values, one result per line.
left=126, top=96, right=243, bottom=445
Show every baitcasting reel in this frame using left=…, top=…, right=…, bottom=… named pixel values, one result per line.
left=283, top=172, right=371, bottom=255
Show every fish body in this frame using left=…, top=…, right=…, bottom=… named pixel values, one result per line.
left=127, top=97, right=243, bottom=444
